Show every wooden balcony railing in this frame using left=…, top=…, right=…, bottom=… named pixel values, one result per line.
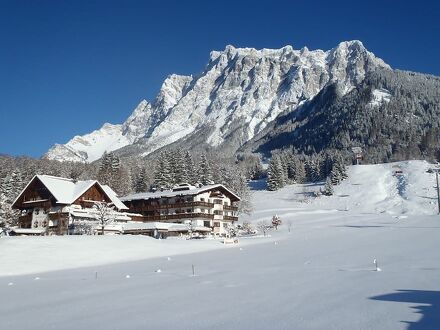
left=131, top=201, right=214, bottom=212
left=142, top=213, right=214, bottom=222
left=223, top=215, right=239, bottom=222
left=223, top=205, right=238, bottom=211
left=48, top=212, right=69, bottom=220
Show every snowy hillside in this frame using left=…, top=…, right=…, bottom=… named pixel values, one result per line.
left=45, top=40, right=390, bottom=162
left=1, top=162, right=440, bottom=329
left=243, top=160, right=438, bottom=225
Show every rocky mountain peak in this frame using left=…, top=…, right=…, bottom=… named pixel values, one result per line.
left=45, top=41, right=390, bottom=162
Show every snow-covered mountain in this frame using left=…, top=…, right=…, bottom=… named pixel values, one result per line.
left=45, top=40, right=390, bottom=162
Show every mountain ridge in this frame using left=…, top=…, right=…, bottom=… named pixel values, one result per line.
left=45, top=40, right=390, bottom=162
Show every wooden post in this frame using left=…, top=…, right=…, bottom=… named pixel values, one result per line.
left=192, top=264, right=195, bottom=276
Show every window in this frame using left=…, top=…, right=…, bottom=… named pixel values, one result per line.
left=223, top=202, right=229, bottom=206
left=214, top=210, right=223, bottom=215
left=214, top=199, right=223, bottom=204
left=186, top=209, right=192, bottom=213
left=203, top=221, right=211, bottom=227
left=200, top=198, right=205, bottom=202
left=214, top=222, right=220, bottom=227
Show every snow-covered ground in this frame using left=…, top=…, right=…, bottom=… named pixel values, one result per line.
left=244, top=160, right=438, bottom=223
left=1, top=160, right=440, bottom=329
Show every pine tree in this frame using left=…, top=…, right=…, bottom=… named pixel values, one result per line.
left=198, top=154, right=213, bottom=185
left=1, top=169, right=23, bottom=204
left=134, top=167, right=149, bottom=193
left=320, top=152, right=334, bottom=179
left=97, top=152, right=112, bottom=185
left=267, top=155, right=285, bottom=191
left=171, top=150, right=187, bottom=185
left=154, top=151, right=172, bottom=189
left=0, top=192, right=19, bottom=231
left=184, top=151, right=196, bottom=185
left=333, top=156, right=348, bottom=182
left=323, top=177, right=334, bottom=196
left=294, top=158, right=306, bottom=184
left=330, top=166, right=341, bottom=185
left=306, top=159, right=320, bottom=182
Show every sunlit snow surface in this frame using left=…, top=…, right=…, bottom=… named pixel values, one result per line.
left=1, top=160, right=440, bottom=329
left=368, top=88, right=391, bottom=107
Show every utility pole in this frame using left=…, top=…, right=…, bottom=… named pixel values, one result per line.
left=436, top=171, right=440, bottom=215
left=428, top=167, right=440, bottom=214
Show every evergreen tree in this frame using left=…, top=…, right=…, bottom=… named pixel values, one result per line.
left=171, top=150, right=187, bottom=185
left=294, top=158, right=306, bottom=183
left=267, top=155, right=285, bottom=191
left=154, top=151, right=172, bottom=189
left=184, top=151, right=197, bottom=185
left=320, top=152, right=334, bottom=179
left=198, top=154, right=213, bottom=185
left=333, top=155, right=348, bottom=182
left=97, top=152, right=112, bottom=185
left=305, top=159, right=320, bottom=182
left=330, top=166, right=341, bottom=185
left=323, top=177, right=334, bottom=196
left=134, top=167, right=149, bottom=193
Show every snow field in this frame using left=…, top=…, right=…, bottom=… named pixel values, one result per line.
left=0, top=234, right=276, bottom=277
left=1, top=213, right=440, bottom=329
left=1, top=160, right=440, bottom=329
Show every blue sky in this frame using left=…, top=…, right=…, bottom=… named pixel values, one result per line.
left=1, top=0, right=439, bottom=158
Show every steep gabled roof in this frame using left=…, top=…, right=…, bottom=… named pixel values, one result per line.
left=12, top=175, right=128, bottom=210
left=121, top=183, right=240, bottom=202
left=37, top=175, right=96, bottom=204
left=101, top=185, right=129, bottom=210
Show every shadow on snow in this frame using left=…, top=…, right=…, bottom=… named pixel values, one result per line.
left=370, top=290, right=440, bottom=330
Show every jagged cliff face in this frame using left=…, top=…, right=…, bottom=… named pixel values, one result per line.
left=45, top=40, right=390, bottom=162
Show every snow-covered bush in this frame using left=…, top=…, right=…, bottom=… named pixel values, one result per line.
left=93, top=202, right=115, bottom=235
left=256, top=220, right=271, bottom=237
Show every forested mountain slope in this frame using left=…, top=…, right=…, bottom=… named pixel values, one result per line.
left=241, top=69, right=440, bottom=163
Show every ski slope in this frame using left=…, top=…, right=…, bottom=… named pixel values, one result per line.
left=1, top=160, right=440, bottom=329
left=243, top=160, right=438, bottom=225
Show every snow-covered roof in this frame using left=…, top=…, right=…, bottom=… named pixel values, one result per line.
left=11, top=228, right=47, bottom=235
left=121, top=184, right=240, bottom=202
left=101, top=185, right=129, bottom=210
left=13, top=175, right=128, bottom=210
left=37, top=175, right=96, bottom=204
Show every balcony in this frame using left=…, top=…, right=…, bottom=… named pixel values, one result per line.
left=48, top=212, right=69, bottom=220
left=142, top=213, right=214, bottom=222
left=132, top=201, right=214, bottom=212
left=223, top=215, right=239, bottom=222
left=223, top=205, right=238, bottom=211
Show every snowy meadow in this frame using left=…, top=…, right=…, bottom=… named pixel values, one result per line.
left=1, top=161, right=440, bottom=329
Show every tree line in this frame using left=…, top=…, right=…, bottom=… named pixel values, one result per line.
left=0, top=150, right=256, bottom=228
left=267, top=150, right=347, bottom=192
